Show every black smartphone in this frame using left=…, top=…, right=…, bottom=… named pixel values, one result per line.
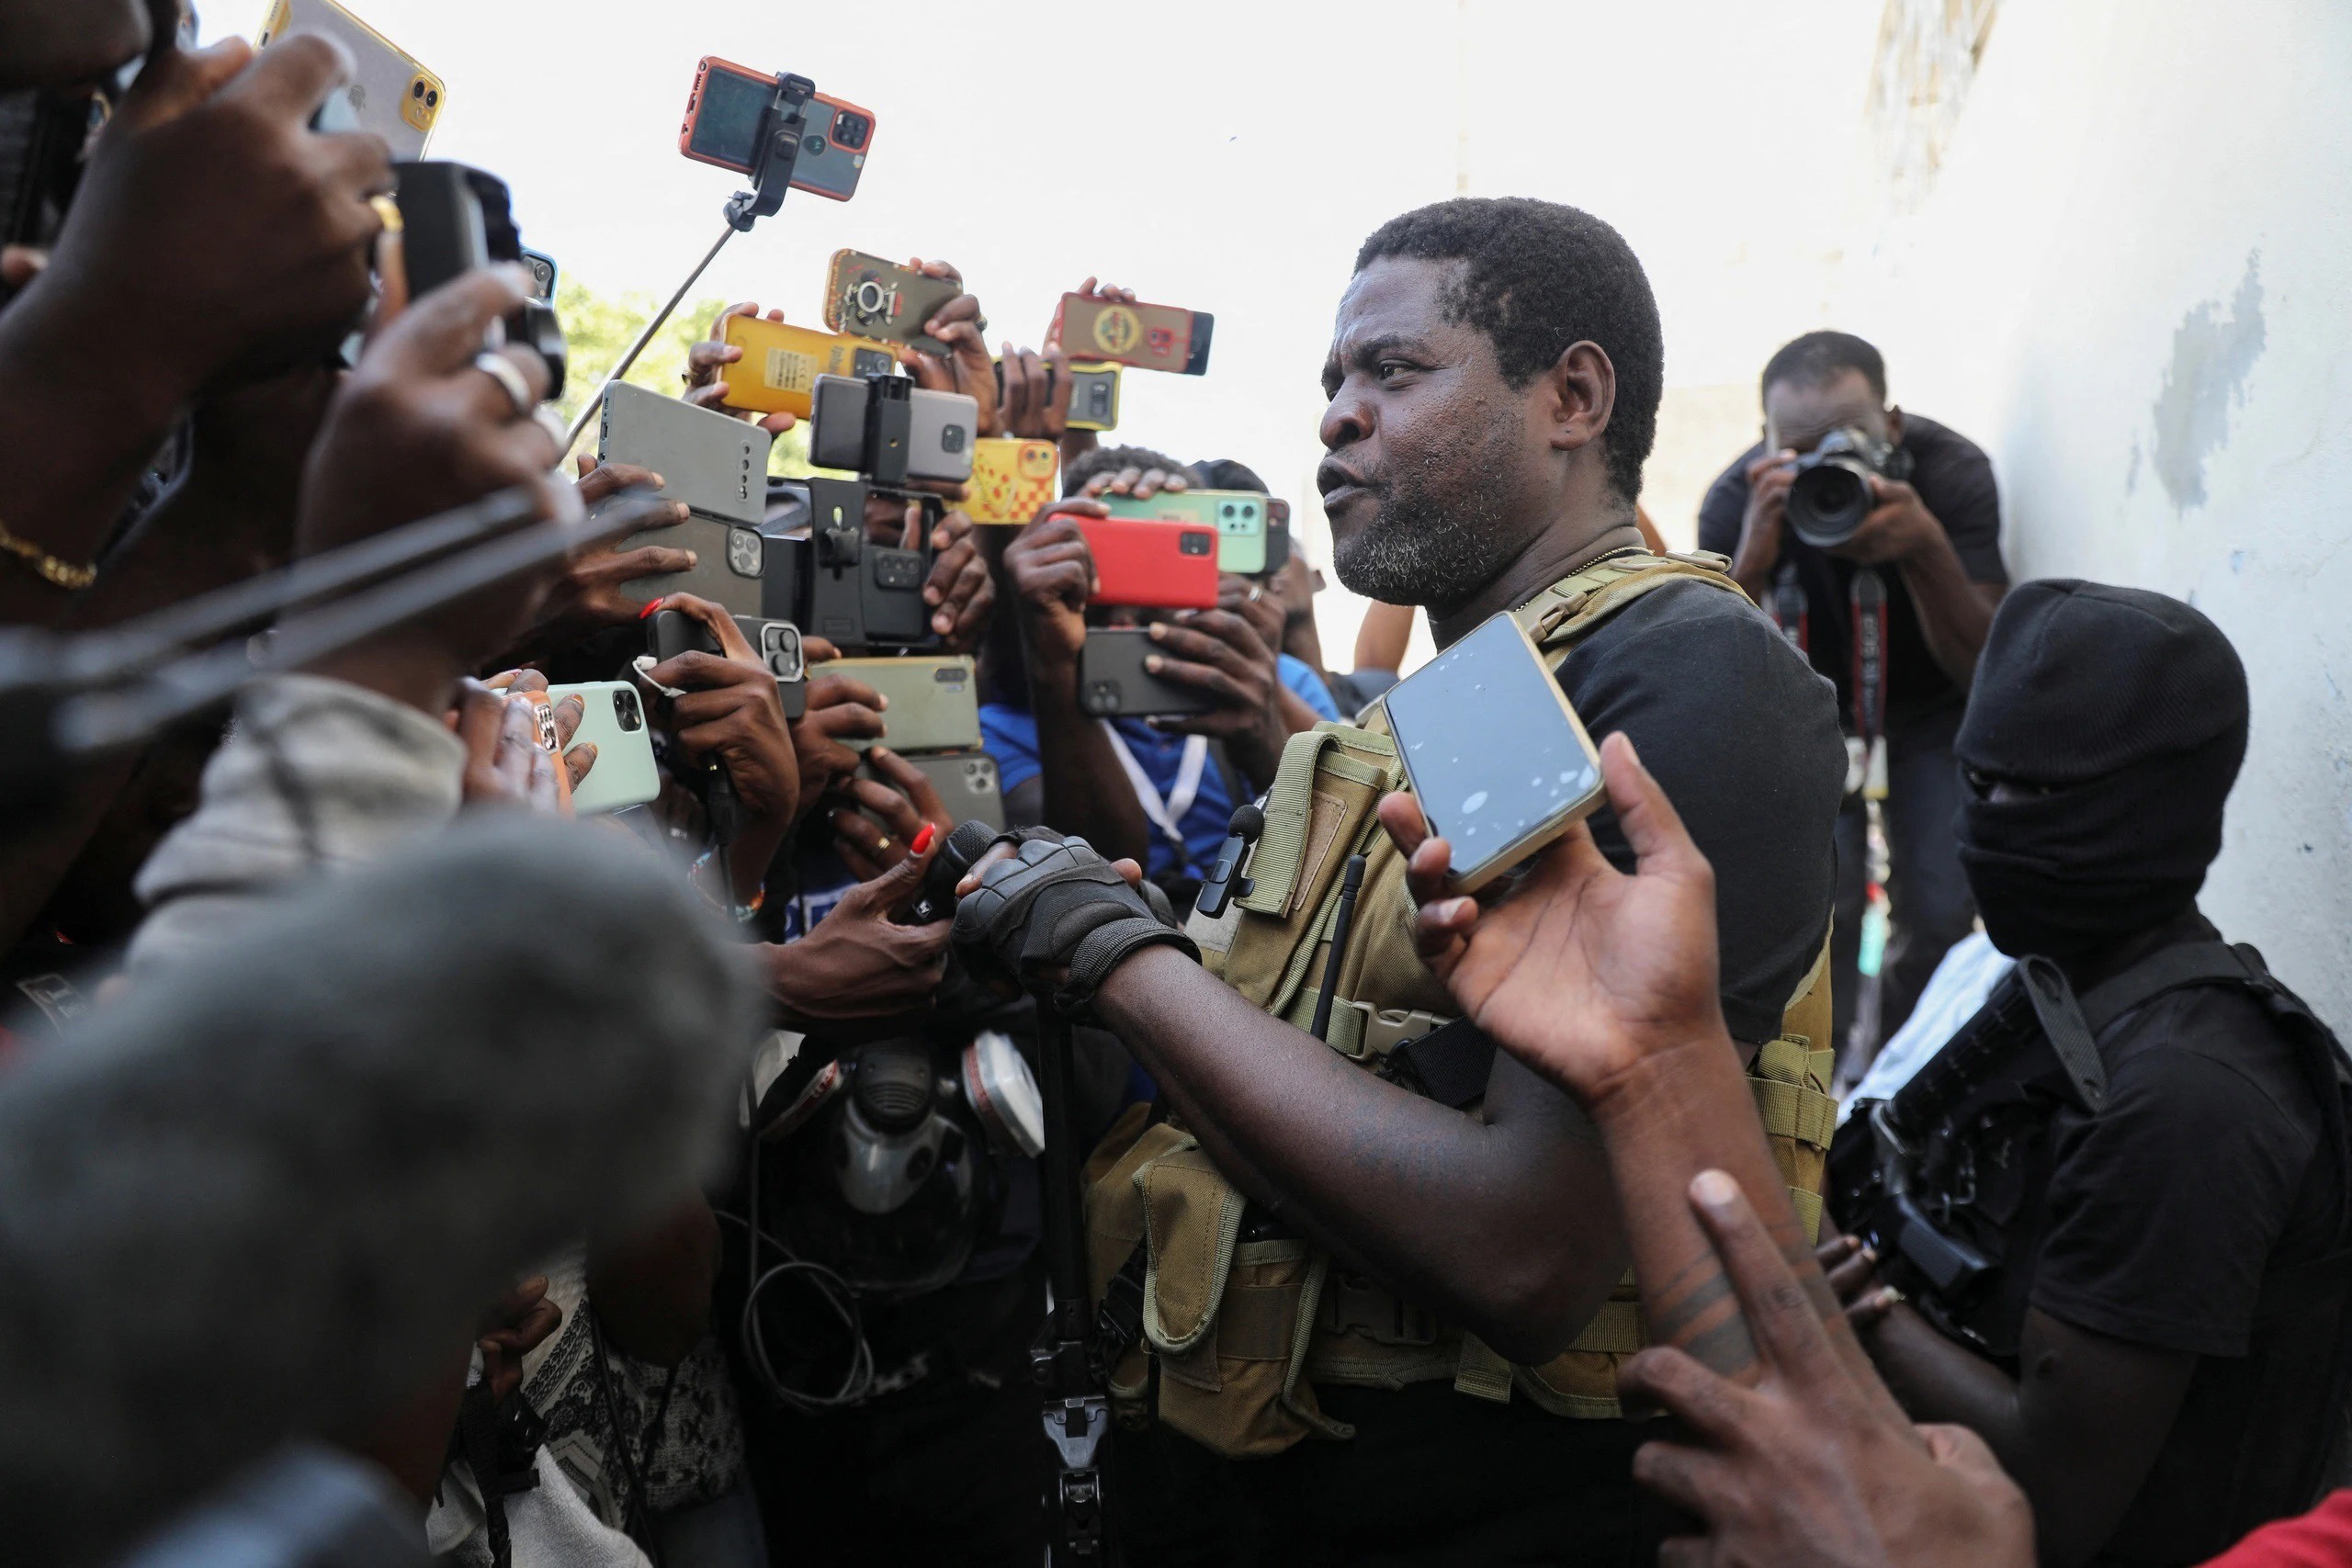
left=1380, top=612, right=1607, bottom=894
left=1078, top=627, right=1216, bottom=719
left=645, top=609, right=808, bottom=718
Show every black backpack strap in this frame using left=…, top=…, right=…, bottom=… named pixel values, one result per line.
left=2077, top=942, right=2267, bottom=1036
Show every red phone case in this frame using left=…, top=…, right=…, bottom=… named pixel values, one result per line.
left=1078, top=515, right=1219, bottom=610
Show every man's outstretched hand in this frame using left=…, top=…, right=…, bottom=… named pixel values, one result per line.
left=1375, top=730, right=1725, bottom=1108
left=1619, top=1172, right=2034, bottom=1568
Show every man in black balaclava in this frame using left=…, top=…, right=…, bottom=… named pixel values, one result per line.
left=1828, top=581, right=2352, bottom=1568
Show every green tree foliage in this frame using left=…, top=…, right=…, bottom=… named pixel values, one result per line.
left=551, top=275, right=811, bottom=476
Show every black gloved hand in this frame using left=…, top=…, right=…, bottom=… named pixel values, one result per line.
left=952, top=833, right=1197, bottom=1013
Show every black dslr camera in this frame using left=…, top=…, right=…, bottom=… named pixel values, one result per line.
left=1784, top=426, right=1913, bottom=548
left=391, top=161, right=567, bottom=400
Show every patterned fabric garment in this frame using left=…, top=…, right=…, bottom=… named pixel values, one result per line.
left=524, top=1253, right=747, bottom=1523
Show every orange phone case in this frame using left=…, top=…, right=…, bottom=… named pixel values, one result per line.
left=718, top=315, right=900, bottom=418
left=1077, top=515, right=1218, bottom=609
left=678, top=58, right=875, bottom=200
left=967, top=439, right=1059, bottom=525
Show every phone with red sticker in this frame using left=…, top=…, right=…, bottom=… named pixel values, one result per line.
left=1052, top=294, right=1212, bottom=376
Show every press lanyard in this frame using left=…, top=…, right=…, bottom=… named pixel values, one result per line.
left=1102, top=724, right=1209, bottom=869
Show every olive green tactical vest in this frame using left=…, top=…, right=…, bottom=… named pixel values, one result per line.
left=1082, top=550, right=1839, bottom=1458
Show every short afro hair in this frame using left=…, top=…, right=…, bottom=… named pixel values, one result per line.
left=1354, top=197, right=1663, bottom=503
left=1760, top=331, right=1886, bottom=405
left=1193, top=458, right=1268, bottom=493
left=1063, top=444, right=1199, bottom=498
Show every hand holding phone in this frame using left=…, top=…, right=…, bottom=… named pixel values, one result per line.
left=1381, top=614, right=1606, bottom=893
left=1052, top=292, right=1212, bottom=376
left=824, top=251, right=964, bottom=355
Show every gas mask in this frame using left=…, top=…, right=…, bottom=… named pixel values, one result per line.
left=770, top=1030, right=1043, bottom=1299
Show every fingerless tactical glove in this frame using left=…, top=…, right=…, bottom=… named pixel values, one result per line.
left=951, top=832, right=1197, bottom=1014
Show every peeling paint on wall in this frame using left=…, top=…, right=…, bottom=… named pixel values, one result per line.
left=2152, top=252, right=2267, bottom=512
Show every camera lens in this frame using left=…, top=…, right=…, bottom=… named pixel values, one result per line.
left=614, top=689, right=642, bottom=732
left=834, top=114, right=870, bottom=149
left=424, top=89, right=438, bottom=107
left=1786, top=462, right=1871, bottom=548
left=411, top=81, right=424, bottom=98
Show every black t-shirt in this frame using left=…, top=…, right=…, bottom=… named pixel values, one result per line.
left=1557, top=576, right=1846, bottom=1043
left=1248, top=576, right=1846, bottom=1559
left=1696, top=413, right=2007, bottom=729
left=2020, top=924, right=2352, bottom=1563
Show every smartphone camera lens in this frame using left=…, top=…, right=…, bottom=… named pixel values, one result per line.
left=614, top=689, right=642, bottom=733
left=424, top=89, right=438, bottom=107
left=1220, top=502, right=1236, bottom=519
left=833, top=113, right=870, bottom=150
left=411, top=81, right=424, bottom=98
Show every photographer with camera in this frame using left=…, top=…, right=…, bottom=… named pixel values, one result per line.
left=1700, top=332, right=2008, bottom=1073
left=984, top=446, right=1340, bottom=905
left=1819, top=581, right=2352, bottom=1568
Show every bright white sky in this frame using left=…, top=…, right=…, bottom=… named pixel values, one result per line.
left=201, top=0, right=1886, bottom=666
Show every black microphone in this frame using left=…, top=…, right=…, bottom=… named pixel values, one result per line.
left=901, top=818, right=1006, bottom=926
left=0, top=816, right=759, bottom=1568
left=1193, top=802, right=1265, bottom=919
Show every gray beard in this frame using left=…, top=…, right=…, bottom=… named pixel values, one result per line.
left=1330, top=465, right=1526, bottom=611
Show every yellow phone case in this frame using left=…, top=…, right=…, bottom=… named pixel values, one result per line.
left=718, top=316, right=902, bottom=418
left=258, top=0, right=444, bottom=149
left=967, top=439, right=1060, bottom=525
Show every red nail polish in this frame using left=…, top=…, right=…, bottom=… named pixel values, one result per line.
left=911, top=823, right=937, bottom=855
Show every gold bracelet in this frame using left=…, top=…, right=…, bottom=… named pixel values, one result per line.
left=0, top=520, right=96, bottom=591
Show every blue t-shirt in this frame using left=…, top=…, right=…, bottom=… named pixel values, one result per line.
left=980, top=653, right=1340, bottom=882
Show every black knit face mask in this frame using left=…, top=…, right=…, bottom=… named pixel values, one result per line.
left=1954, top=758, right=2226, bottom=959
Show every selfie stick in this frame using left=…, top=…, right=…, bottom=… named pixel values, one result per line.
left=560, top=73, right=817, bottom=450
left=1031, top=1000, right=1114, bottom=1564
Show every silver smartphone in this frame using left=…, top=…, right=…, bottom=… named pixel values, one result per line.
left=903, top=388, right=977, bottom=484
left=824, top=655, right=982, bottom=752
left=550, top=681, right=662, bottom=815
left=258, top=0, right=445, bottom=159
left=597, top=382, right=774, bottom=616
left=858, top=749, right=1004, bottom=833
left=1380, top=613, right=1607, bottom=894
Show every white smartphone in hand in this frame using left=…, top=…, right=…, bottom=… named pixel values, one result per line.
left=1380, top=613, right=1606, bottom=894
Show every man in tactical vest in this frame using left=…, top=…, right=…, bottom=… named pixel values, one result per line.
left=1827, top=581, right=2352, bottom=1568
left=953, top=197, right=1846, bottom=1563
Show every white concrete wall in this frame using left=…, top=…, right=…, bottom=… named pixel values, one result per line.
left=1826, top=0, right=2352, bottom=1023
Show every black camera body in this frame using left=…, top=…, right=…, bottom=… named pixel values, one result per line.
left=1784, top=425, right=1913, bottom=548
left=760, top=476, right=937, bottom=651
left=391, top=161, right=567, bottom=400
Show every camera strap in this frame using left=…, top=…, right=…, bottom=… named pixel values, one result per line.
left=1102, top=725, right=1209, bottom=872
left=1849, top=568, right=1888, bottom=747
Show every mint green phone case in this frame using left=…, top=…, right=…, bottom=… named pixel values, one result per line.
left=550, top=681, right=662, bottom=815
left=1100, top=490, right=1269, bottom=576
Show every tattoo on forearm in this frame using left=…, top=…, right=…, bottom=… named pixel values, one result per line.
left=1648, top=1254, right=1758, bottom=1380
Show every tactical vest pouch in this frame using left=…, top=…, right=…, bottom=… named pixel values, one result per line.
left=1088, top=551, right=1840, bottom=1453
left=1081, top=1104, right=1347, bottom=1455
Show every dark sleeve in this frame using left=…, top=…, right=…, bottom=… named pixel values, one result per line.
left=2030, top=997, right=2322, bottom=1357
left=1556, top=584, right=1844, bottom=1043
left=1695, top=444, right=1764, bottom=558
left=1910, top=427, right=2006, bottom=583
